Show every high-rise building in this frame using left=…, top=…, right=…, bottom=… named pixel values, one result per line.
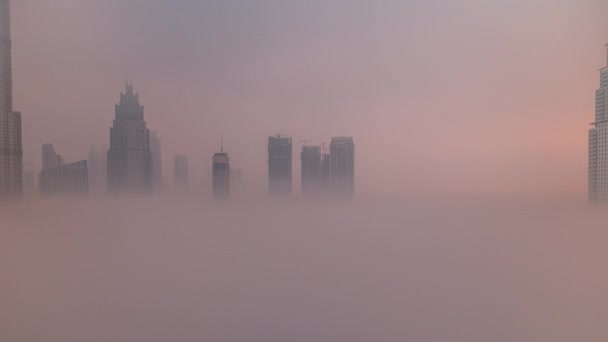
left=40, top=160, right=89, bottom=195
left=107, top=83, right=152, bottom=194
left=42, top=143, right=63, bottom=170
left=212, top=149, right=230, bottom=200
left=88, top=144, right=107, bottom=193
left=589, top=45, right=608, bottom=202
left=174, top=154, right=189, bottom=189
left=320, top=150, right=331, bottom=190
left=0, top=0, right=22, bottom=197
left=330, top=137, right=355, bottom=198
left=301, top=145, right=321, bottom=195
left=150, top=130, right=162, bottom=188
left=268, top=135, right=292, bottom=195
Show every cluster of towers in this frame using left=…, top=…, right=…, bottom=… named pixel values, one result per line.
left=269, top=135, right=355, bottom=198
left=0, top=0, right=356, bottom=200
left=33, top=83, right=356, bottom=200
left=210, top=134, right=356, bottom=200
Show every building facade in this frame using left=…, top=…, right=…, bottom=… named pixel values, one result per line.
left=212, top=152, right=230, bottom=199
left=0, top=0, right=22, bottom=196
left=174, top=154, right=189, bottom=189
left=301, top=145, right=321, bottom=195
left=589, top=45, right=608, bottom=202
left=40, top=160, right=89, bottom=195
left=107, top=83, right=152, bottom=194
left=268, top=135, right=292, bottom=195
left=88, top=144, right=107, bottom=193
left=320, top=151, right=331, bottom=191
left=330, top=137, right=355, bottom=198
left=42, top=143, right=63, bottom=170
left=150, top=130, right=162, bottom=188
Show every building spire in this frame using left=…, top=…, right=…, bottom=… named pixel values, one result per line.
left=221, top=136, right=224, bottom=154
left=125, top=81, right=133, bottom=95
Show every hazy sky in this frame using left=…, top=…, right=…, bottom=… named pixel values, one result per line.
left=10, top=0, right=608, bottom=197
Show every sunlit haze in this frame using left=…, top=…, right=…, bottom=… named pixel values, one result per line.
left=2, top=1, right=608, bottom=341
left=11, top=0, right=607, bottom=198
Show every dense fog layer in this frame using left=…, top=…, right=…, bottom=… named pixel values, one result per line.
left=1, top=197, right=605, bottom=341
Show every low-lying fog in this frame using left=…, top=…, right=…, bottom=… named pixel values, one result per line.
left=1, top=197, right=606, bottom=341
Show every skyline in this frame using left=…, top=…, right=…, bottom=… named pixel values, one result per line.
left=6, top=0, right=608, bottom=198
left=6, top=2, right=608, bottom=341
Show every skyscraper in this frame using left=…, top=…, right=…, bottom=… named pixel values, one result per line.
left=42, top=143, right=63, bottom=170
left=150, top=130, right=162, bottom=188
left=320, top=149, right=331, bottom=191
left=174, top=154, right=189, bottom=189
left=88, top=144, right=108, bottom=193
left=212, top=149, right=230, bottom=200
left=0, top=0, right=22, bottom=196
left=589, top=45, right=608, bottom=203
left=268, top=135, right=292, bottom=195
left=40, top=144, right=88, bottom=195
left=40, top=160, right=89, bottom=195
left=301, top=145, right=321, bottom=195
left=107, top=83, right=152, bottom=194
left=330, top=137, right=355, bottom=198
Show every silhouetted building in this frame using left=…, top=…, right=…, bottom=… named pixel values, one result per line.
left=268, top=135, right=292, bottom=195
left=107, top=83, right=152, bottom=194
left=301, top=145, right=321, bottom=195
left=212, top=150, right=230, bottom=200
left=88, top=144, right=107, bottom=193
left=320, top=151, right=331, bottom=190
left=330, top=137, right=355, bottom=197
left=40, top=160, right=89, bottom=195
left=42, top=143, right=63, bottom=170
left=174, top=154, right=189, bottom=189
left=589, top=45, right=608, bottom=202
left=150, top=130, right=162, bottom=188
left=0, top=0, right=22, bottom=197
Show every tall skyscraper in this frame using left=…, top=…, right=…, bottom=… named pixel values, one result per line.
left=320, top=149, right=331, bottom=191
left=268, top=135, right=292, bottom=195
left=301, top=145, right=321, bottom=195
left=330, top=137, right=355, bottom=198
left=150, top=130, right=162, bottom=188
left=40, top=160, right=89, bottom=195
left=174, top=154, right=189, bottom=189
left=589, top=45, right=608, bottom=203
left=42, top=143, right=63, bottom=170
left=40, top=144, right=88, bottom=195
left=88, top=144, right=108, bottom=193
left=107, top=83, right=152, bottom=194
left=212, top=148, right=230, bottom=200
left=0, top=0, right=22, bottom=196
